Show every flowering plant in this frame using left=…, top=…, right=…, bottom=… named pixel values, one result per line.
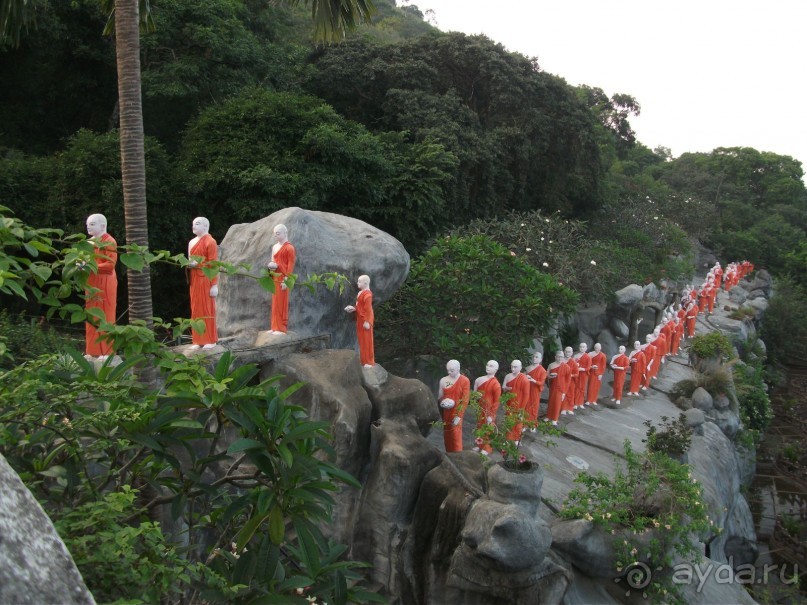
left=468, top=391, right=561, bottom=470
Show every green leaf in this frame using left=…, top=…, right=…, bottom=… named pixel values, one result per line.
left=268, top=505, right=284, bottom=545
left=119, top=253, right=145, bottom=271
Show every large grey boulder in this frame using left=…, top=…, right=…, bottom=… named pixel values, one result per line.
left=608, top=284, right=643, bottom=323
left=609, top=317, right=629, bottom=340
left=575, top=304, right=608, bottom=341
left=691, top=387, right=714, bottom=411
left=708, top=315, right=749, bottom=343
left=595, top=329, right=620, bottom=357
left=0, top=455, right=96, bottom=605
left=217, top=207, right=410, bottom=349
left=728, top=286, right=748, bottom=305
left=748, top=270, right=773, bottom=296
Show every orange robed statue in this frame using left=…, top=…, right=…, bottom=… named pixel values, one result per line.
left=526, top=351, right=547, bottom=424
left=84, top=213, right=117, bottom=359
left=188, top=217, right=218, bottom=349
left=267, top=224, right=296, bottom=334
left=502, top=360, right=532, bottom=441
left=610, top=346, right=630, bottom=405
left=586, top=343, right=606, bottom=405
left=546, top=351, right=568, bottom=425
left=344, top=274, right=375, bottom=367
left=627, top=341, right=646, bottom=396
left=562, top=347, right=578, bottom=415
left=574, top=343, right=591, bottom=409
left=439, top=360, right=471, bottom=452
left=473, top=360, right=502, bottom=455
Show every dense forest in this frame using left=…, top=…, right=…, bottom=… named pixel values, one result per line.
left=1, top=1, right=806, bottom=602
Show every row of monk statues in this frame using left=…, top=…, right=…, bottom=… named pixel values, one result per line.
left=80, top=214, right=374, bottom=366
left=435, top=262, right=752, bottom=454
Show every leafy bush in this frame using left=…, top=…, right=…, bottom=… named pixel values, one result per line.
left=54, top=487, right=201, bottom=604
left=0, top=349, right=381, bottom=603
left=376, top=234, right=577, bottom=372
left=733, top=363, right=773, bottom=432
left=690, top=332, right=733, bottom=360
left=0, top=310, right=77, bottom=369
left=643, top=414, right=692, bottom=458
left=560, top=440, right=711, bottom=604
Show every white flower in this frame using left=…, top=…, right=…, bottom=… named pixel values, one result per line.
left=654, top=216, right=659, bottom=220
left=520, top=223, right=526, bottom=227
left=540, top=237, right=545, bottom=241
left=526, top=247, right=532, bottom=252
left=542, top=262, right=549, bottom=267
left=590, top=260, right=597, bottom=266
left=545, top=218, right=550, bottom=223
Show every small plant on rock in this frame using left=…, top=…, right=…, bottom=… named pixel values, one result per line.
left=643, top=414, right=692, bottom=459
left=690, top=332, right=734, bottom=360
left=560, top=440, right=712, bottom=604
left=468, top=391, right=561, bottom=470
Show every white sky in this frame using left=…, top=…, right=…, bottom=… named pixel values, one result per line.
left=415, top=0, right=807, bottom=168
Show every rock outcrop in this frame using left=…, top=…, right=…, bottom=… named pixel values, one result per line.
left=0, top=455, right=95, bottom=605
left=217, top=207, right=410, bottom=349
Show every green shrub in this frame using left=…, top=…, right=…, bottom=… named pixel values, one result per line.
left=643, top=414, right=692, bottom=458
left=733, top=364, right=772, bottom=432
left=376, top=234, right=578, bottom=372
left=560, top=440, right=711, bottom=604
left=0, top=311, right=77, bottom=369
left=54, top=487, right=201, bottom=604
left=690, top=332, right=733, bottom=359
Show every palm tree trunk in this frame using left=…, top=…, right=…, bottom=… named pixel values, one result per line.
left=115, top=0, right=155, bottom=384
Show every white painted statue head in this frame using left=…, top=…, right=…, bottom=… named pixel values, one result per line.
left=579, top=342, right=588, bottom=353
left=510, top=360, right=522, bottom=373
left=564, top=346, right=573, bottom=358
left=486, top=360, right=499, bottom=375
left=633, top=340, right=641, bottom=350
left=532, top=351, right=543, bottom=364
left=446, top=359, right=461, bottom=379
left=86, top=213, right=107, bottom=238
left=358, top=274, right=370, bottom=290
left=618, top=345, right=626, bottom=354
left=273, top=224, right=288, bottom=244
left=593, top=343, right=602, bottom=352
left=192, top=216, right=210, bottom=236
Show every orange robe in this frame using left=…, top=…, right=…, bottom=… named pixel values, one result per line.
left=610, top=354, right=630, bottom=400
left=476, top=377, right=501, bottom=454
left=661, top=323, right=674, bottom=355
left=715, top=267, right=723, bottom=288
left=628, top=349, right=646, bottom=395
left=697, top=289, right=707, bottom=313
left=526, top=365, right=547, bottom=422
left=671, top=321, right=683, bottom=355
left=587, top=351, right=606, bottom=403
left=653, top=334, right=667, bottom=377
left=504, top=373, right=531, bottom=440
left=189, top=234, right=219, bottom=346
left=85, top=233, right=117, bottom=356
left=685, top=302, right=698, bottom=338
left=354, top=289, right=374, bottom=365
left=642, top=343, right=656, bottom=388
left=270, top=241, right=296, bottom=332
left=547, top=362, right=570, bottom=421
left=440, top=375, right=470, bottom=452
left=563, top=358, right=578, bottom=413
left=575, top=353, right=591, bottom=407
